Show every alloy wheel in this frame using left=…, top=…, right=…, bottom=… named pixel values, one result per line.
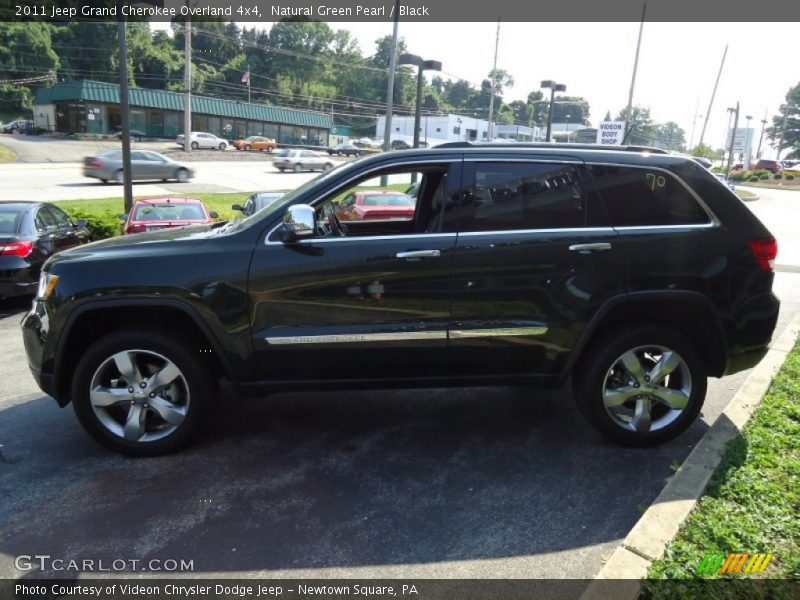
left=89, top=349, right=190, bottom=443
left=602, top=345, right=692, bottom=433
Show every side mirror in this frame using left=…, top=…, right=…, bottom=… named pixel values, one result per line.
left=209, top=211, right=219, bottom=219
left=76, top=219, right=88, bottom=228
left=281, top=204, right=315, bottom=242
left=231, top=204, right=243, bottom=211
left=119, top=213, right=128, bottom=221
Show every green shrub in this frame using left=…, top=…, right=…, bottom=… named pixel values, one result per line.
left=759, top=174, right=769, bottom=180
left=731, top=171, right=747, bottom=181
left=749, top=176, right=759, bottom=182
left=711, top=166, right=726, bottom=173
left=774, top=173, right=782, bottom=180
left=787, top=175, right=795, bottom=181
left=60, top=207, right=122, bottom=240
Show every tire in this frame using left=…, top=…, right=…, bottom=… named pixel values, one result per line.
left=244, top=145, right=251, bottom=151
left=71, top=328, right=216, bottom=456
left=191, top=141, right=199, bottom=150
left=267, top=147, right=273, bottom=153
left=113, top=170, right=124, bottom=185
left=100, top=179, right=108, bottom=184
left=293, top=163, right=302, bottom=173
left=337, top=150, right=343, bottom=156
left=175, top=168, right=189, bottom=183
left=323, top=163, right=333, bottom=171
left=219, top=142, right=226, bottom=151
left=573, top=323, right=706, bottom=447
left=277, top=168, right=285, bottom=172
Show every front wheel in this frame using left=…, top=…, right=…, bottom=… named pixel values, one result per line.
left=71, top=329, right=216, bottom=456
left=113, top=170, right=124, bottom=185
left=574, top=324, right=706, bottom=447
left=244, top=145, right=251, bottom=151
left=191, top=141, right=199, bottom=150
left=218, top=142, right=227, bottom=151
left=323, top=163, right=333, bottom=171
left=175, top=168, right=189, bottom=183
left=293, top=163, right=302, bottom=173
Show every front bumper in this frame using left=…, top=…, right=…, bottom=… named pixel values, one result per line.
left=21, top=299, right=63, bottom=404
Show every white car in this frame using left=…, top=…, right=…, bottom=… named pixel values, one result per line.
left=175, top=132, right=229, bottom=150
left=273, top=149, right=334, bottom=172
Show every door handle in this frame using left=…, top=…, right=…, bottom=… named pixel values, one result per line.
left=569, top=242, right=612, bottom=254
left=396, top=249, right=441, bottom=259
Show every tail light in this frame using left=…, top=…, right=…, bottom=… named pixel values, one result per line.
left=0, top=240, right=34, bottom=257
left=748, top=238, right=778, bottom=272
left=90, top=160, right=102, bottom=168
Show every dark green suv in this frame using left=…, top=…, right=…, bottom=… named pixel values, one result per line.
left=22, top=143, right=780, bottom=455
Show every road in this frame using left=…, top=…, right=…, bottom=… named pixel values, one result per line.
left=0, top=187, right=798, bottom=582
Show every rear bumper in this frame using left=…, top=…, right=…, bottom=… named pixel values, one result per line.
left=722, top=292, right=780, bottom=376
left=0, top=265, right=37, bottom=298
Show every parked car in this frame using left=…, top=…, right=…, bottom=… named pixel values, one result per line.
left=713, top=173, right=735, bottom=191
left=112, top=127, right=146, bottom=142
left=22, top=142, right=780, bottom=455
left=0, top=202, right=90, bottom=300
left=175, top=132, right=228, bottom=151
left=754, top=159, right=782, bottom=173
left=1, top=119, right=33, bottom=134
left=273, top=149, right=333, bottom=172
left=327, top=143, right=361, bottom=157
left=391, top=140, right=411, bottom=150
left=232, top=136, right=277, bottom=152
left=353, top=137, right=383, bottom=149
left=232, top=192, right=286, bottom=217
left=334, top=191, right=415, bottom=221
left=84, top=150, right=194, bottom=184
left=120, top=197, right=217, bottom=235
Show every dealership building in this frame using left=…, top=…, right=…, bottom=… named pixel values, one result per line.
left=32, top=80, right=334, bottom=145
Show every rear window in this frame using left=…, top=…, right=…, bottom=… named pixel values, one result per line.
left=363, top=195, right=414, bottom=206
left=589, top=165, right=710, bottom=227
left=0, top=210, right=22, bottom=234
left=132, top=203, right=205, bottom=221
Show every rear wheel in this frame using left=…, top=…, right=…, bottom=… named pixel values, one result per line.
left=574, top=324, right=706, bottom=446
left=191, top=141, right=199, bottom=150
left=71, top=329, right=216, bottom=456
left=293, top=163, right=302, bottom=173
left=244, top=145, right=251, bottom=151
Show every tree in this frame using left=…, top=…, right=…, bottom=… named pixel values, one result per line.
left=615, top=105, right=659, bottom=145
left=691, top=143, right=718, bottom=159
left=552, top=96, right=591, bottom=125
left=657, top=121, right=687, bottom=151
left=767, top=82, right=800, bottom=157
left=0, top=22, right=59, bottom=112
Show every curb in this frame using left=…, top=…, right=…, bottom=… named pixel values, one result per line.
left=580, top=311, right=800, bottom=600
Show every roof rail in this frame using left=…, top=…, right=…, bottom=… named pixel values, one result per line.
left=434, top=141, right=669, bottom=154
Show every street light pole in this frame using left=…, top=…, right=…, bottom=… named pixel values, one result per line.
left=382, top=0, right=401, bottom=153
left=541, top=80, right=566, bottom=143
left=777, top=111, right=788, bottom=160
left=400, top=54, right=441, bottom=149
left=744, top=114, right=753, bottom=168
left=117, top=13, right=133, bottom=213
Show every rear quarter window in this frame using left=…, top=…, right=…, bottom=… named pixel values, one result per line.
left=589, top=165, right=710, bottom=227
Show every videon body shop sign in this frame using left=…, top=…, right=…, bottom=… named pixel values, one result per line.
left=597, top=121, right=625, bottom=145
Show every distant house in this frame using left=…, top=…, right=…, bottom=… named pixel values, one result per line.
left=33, top=80, right=333, bottom=145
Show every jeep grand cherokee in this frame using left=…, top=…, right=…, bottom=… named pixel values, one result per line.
left=22, top=143, right=779, bottom=455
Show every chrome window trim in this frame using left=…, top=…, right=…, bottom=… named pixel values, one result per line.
left=458, top=227, right=615, bottom=238
left=584, top=161, right=720, bottom=227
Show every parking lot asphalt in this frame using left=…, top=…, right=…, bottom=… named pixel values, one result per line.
left=1, top=188, right=799, bottom=581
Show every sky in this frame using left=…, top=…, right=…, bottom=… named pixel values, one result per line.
left=154, top=20, right=798, bottom=155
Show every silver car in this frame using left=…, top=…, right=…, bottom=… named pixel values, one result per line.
left=273, top=149, right=334, bottom=173
left=83, top=150, right=195, bottom=184
left=176, top=132, right=228, bottom=150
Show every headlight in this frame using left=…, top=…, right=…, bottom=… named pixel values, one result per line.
left=37, top=272, right=60, bottom=300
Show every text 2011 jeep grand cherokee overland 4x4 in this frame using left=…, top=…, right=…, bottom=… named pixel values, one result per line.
left=22, top=144, right=780, bottom=456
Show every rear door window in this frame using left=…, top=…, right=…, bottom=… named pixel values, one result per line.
left=453, top=162, right=587, bottom=232
left=589, top=165, right=711, bottom=227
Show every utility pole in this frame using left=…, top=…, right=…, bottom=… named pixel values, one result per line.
left=725, top=102, right=739, bottom=180
left=117, top=13, right=133, bottom=213
left=699, top=44, right=727, bottom=146
left=625, top=2, right=646, bottom=137
left=776, top=111, right=788, bottom=160
left=382, top=0, right=401, bottom=154
left=756, top=108, right=768, bottom=159
left=183, top=13, right=192, bottom=153
left=688, top=97, right=700, bottom=150
left=486, top=19, right=500, bottom=141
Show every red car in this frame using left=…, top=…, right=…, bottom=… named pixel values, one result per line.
left=121, top=197, right=217, bottom=235
left=755, top=159, right=782, bottom=173
left=335, top=191, right=415, bottom=221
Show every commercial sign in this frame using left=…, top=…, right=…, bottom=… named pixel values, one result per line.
left=725, top=128, right=754, bottom=154
left=596, top=121, right=625, bottom=145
